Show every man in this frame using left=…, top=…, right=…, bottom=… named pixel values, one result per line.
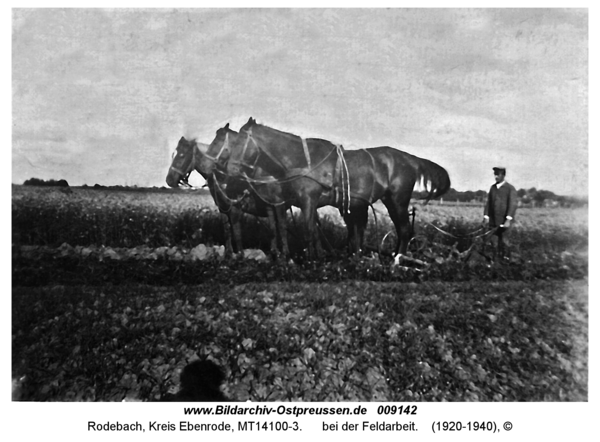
left=483, top=167, right=518, bottom=258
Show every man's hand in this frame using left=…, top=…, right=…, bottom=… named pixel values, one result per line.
left=482, top=217, right=489, bottom=227
left=501, top=219, right=511, bottom=229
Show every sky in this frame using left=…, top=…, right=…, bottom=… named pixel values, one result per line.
left=10, top=7, right=589, bottom=195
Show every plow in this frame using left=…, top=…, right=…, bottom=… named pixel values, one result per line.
left=375, top=206, right=500, bottom=268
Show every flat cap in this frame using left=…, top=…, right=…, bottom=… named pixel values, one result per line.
left=493, top=167, right=506, bottom=174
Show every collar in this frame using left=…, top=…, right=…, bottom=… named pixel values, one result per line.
left=495, top=181, right=506, bottom=189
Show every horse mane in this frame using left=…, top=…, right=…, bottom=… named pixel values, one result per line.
left=240, top=117, right=299, bottom=143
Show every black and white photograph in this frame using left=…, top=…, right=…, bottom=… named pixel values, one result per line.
left=9, top=4, right=593, bottom=437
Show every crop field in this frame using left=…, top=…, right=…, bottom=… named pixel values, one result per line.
left=12, top=185, right=588, bottom=401
left=12, top=185, right=588, bottom=260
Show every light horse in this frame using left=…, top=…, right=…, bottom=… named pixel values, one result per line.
left=225, top=118, right=451, bottom=259
left=166, top=131, right=290, bottom=257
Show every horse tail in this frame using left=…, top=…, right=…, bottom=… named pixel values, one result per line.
left=412, top=157, right=451, bottom=202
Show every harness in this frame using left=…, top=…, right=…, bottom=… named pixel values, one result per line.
left=203, top=132, right=231, bottom=164
left=232, top=129, right=355, bottom=216
left=210, top=172, right=251, bottom=213
left=334, top=144, right=351, bottom=216
left=302, top=138, right=311, bottom=169
left=362, top=148, right=377, bottom=205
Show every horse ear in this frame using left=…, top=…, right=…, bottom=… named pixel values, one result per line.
left=247, top=117, right=254, bottom=124
left=224, top=123, right=229, bottom=129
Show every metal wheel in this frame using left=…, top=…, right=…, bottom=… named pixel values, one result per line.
left=379, top=230, right=397, bottom=257
left=407, top=234, right=428, bottom=256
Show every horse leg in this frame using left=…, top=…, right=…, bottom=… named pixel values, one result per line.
left=312, top=208, right=326, bottom=258
left=381, top=196, right=411, bottom=256
left=230, top=208, right=244, bottom=253
left=275, top=206, right=290, bottom=258
left=301, top=204, right=321, bottom=260
left=344, top=213, right=356, bottom=254
left=348, top=205, right=369, bottom=254
left=356, top=206, right=369, bottom=253
left=344, top=215, right=356, bottom=254
left=266, top=206, right=279, bottom=257
left=221, top=212, right=234, bottom=257
left=314, top=210, right=325, bottom=257
left=302, top=207, right=315, bottom=259
left=291, top=181, right=322, bottom=259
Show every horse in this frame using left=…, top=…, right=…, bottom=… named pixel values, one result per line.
left=225, top=117, right=451, bottom=259
left=199, top=125, right=293, bottom=257
left=166, top=133, right=290, bottom=257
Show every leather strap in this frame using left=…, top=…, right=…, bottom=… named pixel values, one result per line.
left=301, top=137, right=311, bottom=169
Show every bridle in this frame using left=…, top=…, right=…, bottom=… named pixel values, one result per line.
left=228, top=127, right=286, bottom=175
left=203, top=131, right=231, bottom=165
left=169, top=142, right=197, bottom=186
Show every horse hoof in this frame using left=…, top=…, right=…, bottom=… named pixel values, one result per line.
left=392, top=254, right=405, bottom=266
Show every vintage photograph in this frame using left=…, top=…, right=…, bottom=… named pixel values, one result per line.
left=12, top=8, right=588, bottom=403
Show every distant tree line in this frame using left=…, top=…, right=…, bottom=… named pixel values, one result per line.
left=413, top=187, right=587, bottom=208
left=23, top=178, right=70, bottom=187
left=515, top=188, right=587, bottom=208
left=21, top=178, right=206, bottom=194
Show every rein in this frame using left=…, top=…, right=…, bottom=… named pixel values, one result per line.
left=210, top=172, right=251, bottom=212
left=408, top=206, right=498, bottom=240
left=378, top=207, right=498, bottom=262
left=244, top=179, right=288, bottom=207
left=423, top=221, right=498, bottom=239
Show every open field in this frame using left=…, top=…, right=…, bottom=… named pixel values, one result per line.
left=13, top=280, right=587, bottom=402
left=12, top=185, right=588, bottom=401
left=12, top=185, right=589, bottom=257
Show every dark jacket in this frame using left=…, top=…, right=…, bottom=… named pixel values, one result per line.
left=484, top=182, right=518, bottom=227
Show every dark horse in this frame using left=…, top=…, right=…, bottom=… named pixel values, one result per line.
left=166, top=132, right=290, bottom=257
left=225, top=118, right=451, bottom=258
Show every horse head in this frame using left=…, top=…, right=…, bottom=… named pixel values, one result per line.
left=226, top=120, right=261, bottom=178
left=227, top=118, right=296, bottom=179
left=166, top=136, right=198, bottom=188
left=201, top=123, right=237, bottom=176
